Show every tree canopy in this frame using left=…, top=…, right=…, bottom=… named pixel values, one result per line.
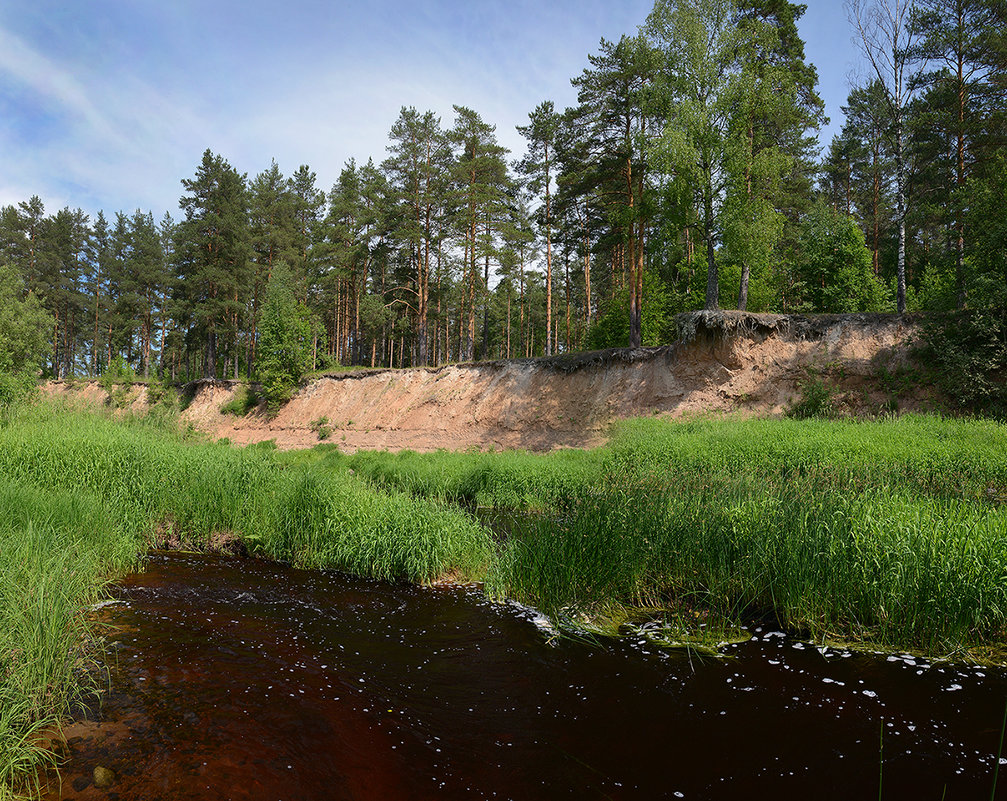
left=0, top=0, right=1004, bottom=385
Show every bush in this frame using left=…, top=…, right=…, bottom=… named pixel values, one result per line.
left=0, top=263, right=52, bottom=421
left=795, top=202, right=892, bottom=313
left=787, top=372, right=836, bottom=419
left=310, top=416, right=332, bottom=440
left=923, top=308, right=1007, bottom=416
left=220, top=385, right=258, bottom=416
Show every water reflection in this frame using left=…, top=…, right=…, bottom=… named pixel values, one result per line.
left=46, top=552, right=1007, bottom=800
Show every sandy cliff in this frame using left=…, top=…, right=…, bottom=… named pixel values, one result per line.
left=46, top=311, right=930, bottom=452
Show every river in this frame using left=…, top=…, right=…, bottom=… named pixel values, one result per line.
left=45, top=552, right=1007, bottom=800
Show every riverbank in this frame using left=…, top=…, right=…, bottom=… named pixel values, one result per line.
left=0, top=404, right=490, bottom=799
left=4, top=402, right=1007, bottom=796
left=330, top=413, right=1007, bottom=657
left=43, top=311, right=933, bottom=452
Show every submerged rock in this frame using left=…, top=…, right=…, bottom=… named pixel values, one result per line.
left=93, top=765, right=117, bottom=788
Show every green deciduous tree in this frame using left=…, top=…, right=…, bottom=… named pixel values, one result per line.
left=796, top=202, right=892, bottom=312
left=0, top=263, right=53, bottom=417
left=649, top=0, right=742, bottom=311
left=256, top=262, right=312, bottom=412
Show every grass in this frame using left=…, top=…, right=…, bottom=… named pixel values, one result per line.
left=0, top=478, right=139, bottom=801
left=219, top=384, right=258, bottom=416
left=337, top=414, right=1007, bottom=654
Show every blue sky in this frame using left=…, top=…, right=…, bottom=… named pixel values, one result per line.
left=0, top=0, right=858, bottom=223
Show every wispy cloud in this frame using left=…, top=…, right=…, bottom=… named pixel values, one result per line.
left=0, top=25, right=125, bottom=148
left=0, top=0, right=856, bottom=220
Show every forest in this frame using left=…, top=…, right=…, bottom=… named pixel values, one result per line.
left=1, top=0, right=1005, bottom=384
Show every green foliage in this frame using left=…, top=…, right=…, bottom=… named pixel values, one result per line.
left=795, top=203, right=892, bottom=312
left=786, top=372, right=836, bottom=419
left=219, top=385, right=258, bottom=417
left=0, top=371, right=36, bottom=425
left=99, top=356, right=137, bottom=410
left=310, top=416, right=332, bottom=440
left=0, top=264, right=52, bottom=421
left=142, top=376, right=179, bottom=426
left=0, top=478, right=139, bottom=800
left=586, top=270, right=672, bottom=349
left=966, top=154, right=1007, bottom=307
left=914, top=259, right=958, bottom=312
left=923, top=309, right=1007, bottom=416
left=256, top=264, right=312, bottom=412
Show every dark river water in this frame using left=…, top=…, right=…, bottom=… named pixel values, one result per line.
left=46, top=552, right=1007, bottom=800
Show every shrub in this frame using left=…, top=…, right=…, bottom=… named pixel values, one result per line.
left=787, top=373, right=835, bottom=419
left=922, top=308, right=1007, bottom=416
left=310, top=416, right=332, bottom=440
left=220, top=385, right=258, bottom=416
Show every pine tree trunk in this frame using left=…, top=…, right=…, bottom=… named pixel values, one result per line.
left=582, top=201, right=591, bottom=329
left=955, top=54, right=967, bottom=309
left=895, top=117, right=907, bottom=314
left=544, top=148, right=553, bottom=358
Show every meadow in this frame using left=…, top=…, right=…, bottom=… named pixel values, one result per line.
left=3, top=403, right=1007, bottom=796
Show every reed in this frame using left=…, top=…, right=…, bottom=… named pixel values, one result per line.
left=0, top=477, right=139, bottom=801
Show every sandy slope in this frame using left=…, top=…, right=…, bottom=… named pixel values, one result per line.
left=46, top=311, right=930, bottom=452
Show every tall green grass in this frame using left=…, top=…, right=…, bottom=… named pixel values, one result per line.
left=485, top=469, right=1007, bottom=651
left=333, top=445, right=605, bottom=509
left=0, top=406, right=491, bottom=583
left=342, top=414, right=1007, bottom=654
left=0, top=478, right=139, bottom=801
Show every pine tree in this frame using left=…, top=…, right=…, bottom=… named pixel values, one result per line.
left=177, top=150, right=251, bottom=378
left=728, top=0, right=825, bottom=310
left=383, top=108, right=452, bottom=366
left=449, top=106, right=510, bottom=361
left=517, top=101, right=561, bottom=354
left=844, top=80, right=895, bottom=277
left=570, top=35, right=659, bottom=345
left=911, top=0, right=1003, bottom=306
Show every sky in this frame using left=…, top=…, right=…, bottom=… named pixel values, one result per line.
left=0, top=0, right=859, bottom=224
